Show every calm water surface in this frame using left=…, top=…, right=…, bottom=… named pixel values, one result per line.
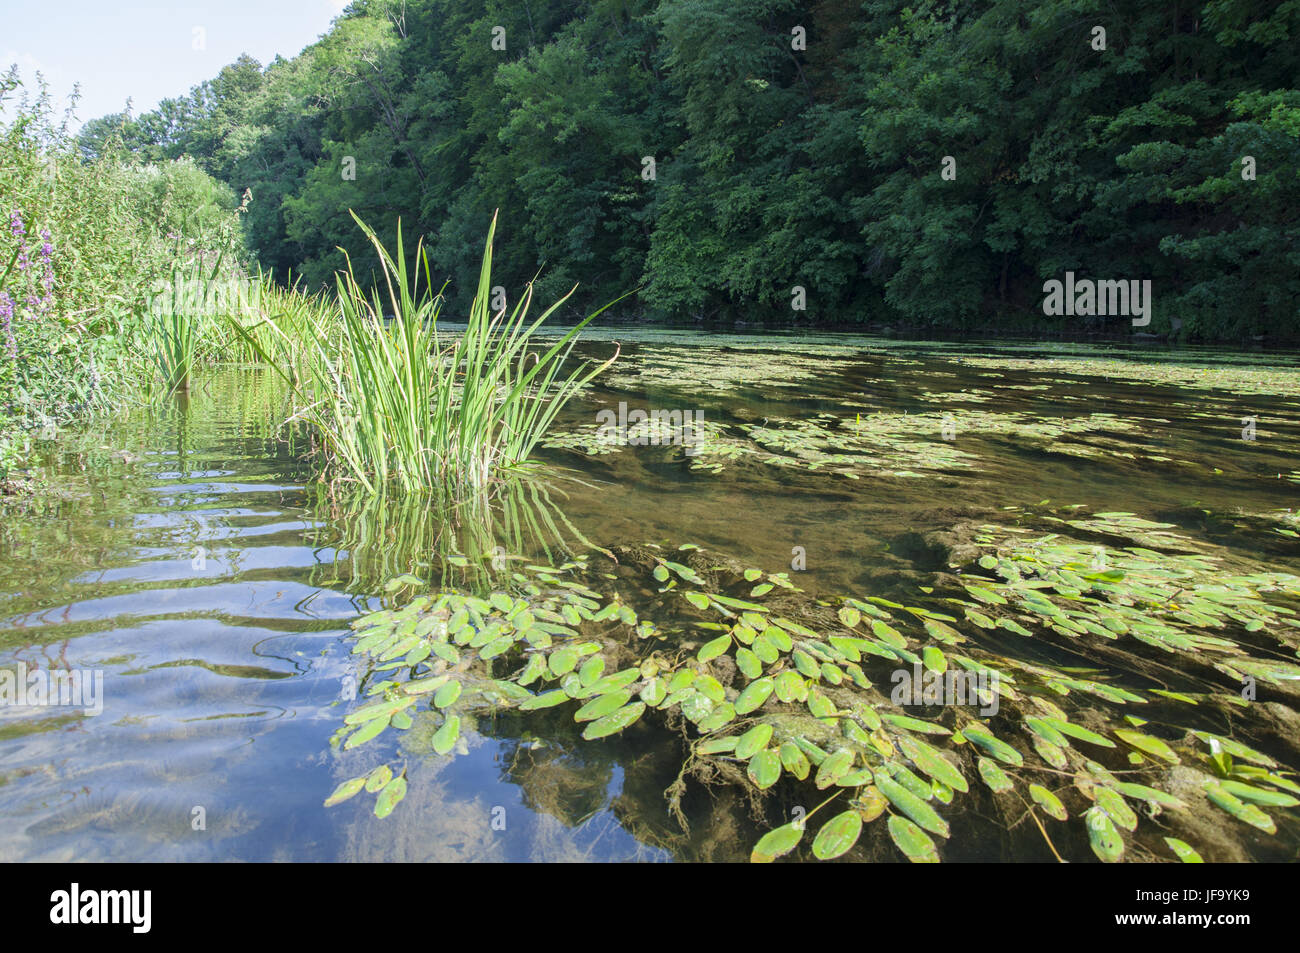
left=2, top=334, right=1298, bottom=861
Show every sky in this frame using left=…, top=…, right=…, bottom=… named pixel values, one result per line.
left=2, top=1, right=349, bottom=130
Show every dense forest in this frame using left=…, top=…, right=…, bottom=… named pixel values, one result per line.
left=82, top=0, right=1300, bottom=340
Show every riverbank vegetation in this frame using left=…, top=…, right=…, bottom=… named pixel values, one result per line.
left=2, top=75, right=612, bottom=496
left=0, top=72, right=247, bottom=483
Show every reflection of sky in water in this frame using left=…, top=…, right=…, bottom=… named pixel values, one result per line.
left=0, top=347, right=1297, bottom=863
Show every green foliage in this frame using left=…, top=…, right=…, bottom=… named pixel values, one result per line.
left=85, top=0, right=1300, bottom=341
left=332, top=527, right=1300, bottom=862
left=237, top=211, right=620, bottom=495
left=0, top=70, right=247, bottom=474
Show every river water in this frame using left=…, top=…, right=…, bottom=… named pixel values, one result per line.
left=2, top=334, right=1298, bottom=861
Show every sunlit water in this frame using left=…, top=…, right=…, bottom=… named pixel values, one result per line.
left=2, top=335, right=1298, bottom=861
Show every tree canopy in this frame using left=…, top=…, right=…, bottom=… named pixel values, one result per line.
left=84, top=0, right=1300, bottom=341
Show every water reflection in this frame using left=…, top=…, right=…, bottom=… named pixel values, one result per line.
left=0, top=338, right=1297, bottom=862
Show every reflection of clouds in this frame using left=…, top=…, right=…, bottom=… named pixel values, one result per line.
left=0, top=742, right=260, bottom=862
left=335, top=771, right=667, bottom=863
left=331, top=721, right=668, bottom=862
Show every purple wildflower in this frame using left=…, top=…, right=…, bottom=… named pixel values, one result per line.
left=38, top=227, right=54, bottom=308
left=0, top=290, right=14, bottom=359
left=9, top=210, right=30, bottom=276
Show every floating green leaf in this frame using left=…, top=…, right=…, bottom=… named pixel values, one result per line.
left=748, top=749, right=782, bottom=789
left=697, top=634, right=731, bottom=663
left=1085, top=806, right=1124, bottom=862
left=1113, top=729, right=1178, bottom=763
left=582, top=701, right=646, bottom=740
left=812, top=811, right=863, bottom=860
left=876, top=776, right=950, bottom=837
left=1029, top=784, right=1068, bottom=821
left=734, top=677, right=774, bottom=714
left=324, top=777, right=366, bottom=807
left=374, top=776, right=407, bottom=819
left=751, top=822, right=803, bottom=863
left=960, top=723, right=1023, bottom=766
left=575, top=689, right=633, bottom=722
left=888, top=815, right=939, bottom=863
left=1164, top=837, right=1203, bottom=863
left=431, top=715, right=460, bottom=755
left=977, top=757, right=1014, bottom=793
left=722, top=723, right=767, bottom=763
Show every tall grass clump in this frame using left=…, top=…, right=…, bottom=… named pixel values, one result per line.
left=239, top=211, right=619, bottom=497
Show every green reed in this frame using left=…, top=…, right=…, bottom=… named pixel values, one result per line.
left=237, top=211, right=620, bottom=496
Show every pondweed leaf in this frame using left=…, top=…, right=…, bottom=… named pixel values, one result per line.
left=881, top=713, right=951, bottom=736
left=1029, top=784, right=1067, bottom=821
left=582, top=701, right=646, bottom=740
left=344, top=696, right=413, bottom=726
left=698, top=736, right=738, bottom=755
left=431, top=715, right=460, bottom=755
left=433, top=679, right=462, bottom=709
left=736, top=648, right=763, bottom=680
left=374, top=776, right=407, bottom=819
left=734, top=677, right=774, bottom=714
left=344, top=716, right=390, bottom=750
left=1094, top=786, right=1138, bottom=831
left=977, top=757, right=1014, bottom=793
left=549, top=646, right=578, bottom=675
left=899, top=737, right=968, bottom=793
left=384, top=574, right=424, bottom=592
left=1085, top=806, right=1124, bottom=862
left=1043, top=717, right=1114, bottom=749
left=696, top=702, right=737, bottom=733
left=519, top=689, right=569, bottom=710
left=779, top=742, right=811, bottom=780
left=697, top=634, right=731, bottom=663
left=1113, top=782, right=1186, bottom=809
left=812, top=811, right=863, bottom=860
left=1024, top=716, right=1068, bottom=747
left=815, top=749, right=855, bottom=789
left=1113, top=729, right=1178, bottom=763
left=751, top=822, right=803, bottom=863
left=683, top=591, right=711, bottom=611
left=888, top=815, right=939, bottom=863
left=1204, top=782, right=1277, bottom=833
left=575, top=689, right=633, bottom=722
left=1164, top=837, right=1204, bottom=863
left=747, top=749, right=782, bottom=789
left=324, top=777, right=366, bottom=807
left=736, top=724, right=774, bottom=760
left=960, top=723, right=1023, bottom=766
left=1218, top=779, right=1300, bottom=808
left=876, top=777, right=950, bottom=837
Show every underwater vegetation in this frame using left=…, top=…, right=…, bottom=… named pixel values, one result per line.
left=326, top=505, right=1300, bottom=863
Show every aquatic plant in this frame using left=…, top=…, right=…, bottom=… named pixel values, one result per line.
left=135, top=252, right=231, bottom=395
left=327, top=511, right=1300, bottom=863
left=236, top=212, right=620, bottom=496
left=545, top=408, right=1158, bottom=479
